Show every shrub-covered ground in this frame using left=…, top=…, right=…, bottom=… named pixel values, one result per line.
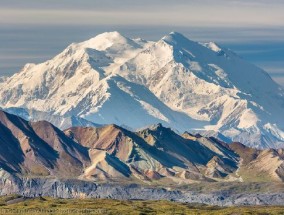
left=0, top=195, right=284, bottom=214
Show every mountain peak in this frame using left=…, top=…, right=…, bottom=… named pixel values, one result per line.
left=169, top=31, right=185, bottom=37
left=150, top=123, right=164, bottom=130
left=168, top=31, right=187, bottom=38
left=90, top=31, right=124, bottom=39
left=82, top=31, right=138, bottom=50
left=142, top=123, right=174, bottom=134
left=162, top=31, right=193, bottom=45
left=92, top=31, right=126, bottom=41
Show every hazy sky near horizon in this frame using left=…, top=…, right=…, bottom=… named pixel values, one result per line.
left=1, top=0, right=284, bottom=86
left=1, top=0, right=284, bottom=27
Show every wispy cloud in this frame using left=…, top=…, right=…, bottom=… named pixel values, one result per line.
left=1, top=0, right=284, bottom=27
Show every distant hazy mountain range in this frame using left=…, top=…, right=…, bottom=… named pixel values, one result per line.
left=1, top=31, right=284, bottom=148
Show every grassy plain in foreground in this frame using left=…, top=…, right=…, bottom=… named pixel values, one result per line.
left=0, top=195, right=284, bottom=214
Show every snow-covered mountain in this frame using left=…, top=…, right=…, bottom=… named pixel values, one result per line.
left=0, top=31, right=284, bottom=148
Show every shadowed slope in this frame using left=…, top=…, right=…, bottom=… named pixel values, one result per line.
left=0, top=110, right=90, bottom=177
left=66, top=123, right=240, bottom=182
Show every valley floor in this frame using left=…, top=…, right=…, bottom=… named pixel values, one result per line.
left=1, top=195, right=284, bottom=215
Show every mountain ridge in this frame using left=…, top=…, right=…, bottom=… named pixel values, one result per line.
left=1, top=109, right=284, bottom=184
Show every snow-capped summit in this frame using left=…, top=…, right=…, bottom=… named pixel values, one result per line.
left=0, top=31, right=283, bottom=148
left=82, top=31, right=141, bottom=50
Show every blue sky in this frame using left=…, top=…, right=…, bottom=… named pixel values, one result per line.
left=1, top=0, right=284, bottom=86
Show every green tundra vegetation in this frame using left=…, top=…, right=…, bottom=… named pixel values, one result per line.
left=0, top=195, right=284, bottom=215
